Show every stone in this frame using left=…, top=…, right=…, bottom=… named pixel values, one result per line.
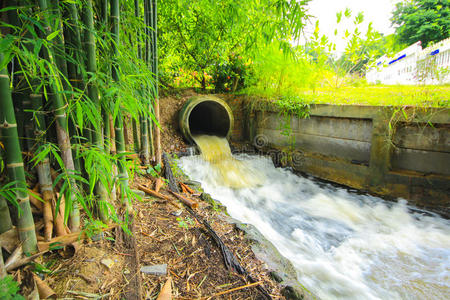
left=100, top=258, right=114, bottom=269
left=131, top=189, right=146, bottom=198
left=140, top=264, right=167, bottom=276
left=91, top=232, right=104, bottom=242
left=170, top=210, right=183, bottom=217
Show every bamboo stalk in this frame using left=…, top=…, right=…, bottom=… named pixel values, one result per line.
left=140, top=116, right=150, bottom=164
left=30, top=92, right=57, bottom=240
left=37, top=0, right=81, bottom=232
left=111, top=0, right=131, bottom=211
left=0, top=53, right=38, bottom=254
left=151, top=0, right=162, bottom=165
left=83, top=0, right=110, bottom=223
left=0, top=196, right=13, bottom=235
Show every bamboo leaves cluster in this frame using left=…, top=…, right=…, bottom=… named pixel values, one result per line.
left=0, top=0, right=160, bottom=251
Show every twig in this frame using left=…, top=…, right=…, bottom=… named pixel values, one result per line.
left=169, top=191, right=198, bottom=209
left=203, top=281, right=262, bottom=298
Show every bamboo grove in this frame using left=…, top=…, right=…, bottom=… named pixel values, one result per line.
left=0, top=0, right=161, bottom=259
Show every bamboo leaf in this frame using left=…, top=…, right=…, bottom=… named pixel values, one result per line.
left=46, top=30, right=61, bottom=41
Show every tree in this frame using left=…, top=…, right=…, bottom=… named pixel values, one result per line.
left=391, top=0, right=450, bottom=48
left=158, top=0, right=310, bottom=90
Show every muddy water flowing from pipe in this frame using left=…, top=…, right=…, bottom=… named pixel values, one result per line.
left=180, top=137, right=450, bottom=299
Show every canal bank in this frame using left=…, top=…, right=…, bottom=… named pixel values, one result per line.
left=222, top=96, right=449, bottom=217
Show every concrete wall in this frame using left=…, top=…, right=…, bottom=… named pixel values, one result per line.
left=227, top=98, right=449, bottom=217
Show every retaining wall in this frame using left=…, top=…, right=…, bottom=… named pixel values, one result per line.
left=224, top=96, right=450, bottom=216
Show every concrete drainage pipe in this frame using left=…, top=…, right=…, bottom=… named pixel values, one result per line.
left=179, top=96, right=234, bottom=144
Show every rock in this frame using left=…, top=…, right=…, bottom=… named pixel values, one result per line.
left=140, top=264, right=167, bottom=276
left=170, top=210, right=183, bottom=217
left=233, top=221, right=317, bottom=300
left=131, top=189, right=146, bottom=198
left=100, top=258, right=115, bottom=269
left=185, top=180, right=201, bottom=187
left=91, top=232, right=104, bottom=242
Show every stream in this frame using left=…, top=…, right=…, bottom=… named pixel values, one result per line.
left=179, top=138, right=450, bottom=299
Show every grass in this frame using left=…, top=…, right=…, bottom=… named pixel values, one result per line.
left=248, top=85, right=450, bottom=107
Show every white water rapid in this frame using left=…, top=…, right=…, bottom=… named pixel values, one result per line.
left=179, top=139, right=450, bottom=300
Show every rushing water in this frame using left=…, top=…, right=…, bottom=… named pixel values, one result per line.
left=179, top=135, right=450, bottom=300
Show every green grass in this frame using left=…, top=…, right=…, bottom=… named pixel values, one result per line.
left=249, top=85, right=450, bottom=107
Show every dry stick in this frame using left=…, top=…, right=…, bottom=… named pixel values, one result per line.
left=5, top=225, right=117, bottom=272
left=179, top=182, right=194, bottom=194
left=169, top=192, right=198, bottom=209
left=163, top=160, right=271, bottom=300
left=204, top=281, right=262, bottom=299
left=137, top=185, right=181, bottom=209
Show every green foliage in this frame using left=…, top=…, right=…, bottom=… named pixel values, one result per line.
left=146, top=163, right=161, bottom=177
left=0, top=276, right=24, bottom=300
left=0, top=0, right=158, bottom=230
left=176, top=216, right=194, bottom=230
left=159, top=0, right=310, bottom=90
left=391, top=0, right=450, bottom=48
left=212, top=54, right=254, bottom=93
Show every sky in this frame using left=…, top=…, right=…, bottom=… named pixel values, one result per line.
left=303, top=0, right=401, bottom=53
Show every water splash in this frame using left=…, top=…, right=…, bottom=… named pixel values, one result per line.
left=192, top=135, right=264, bottom=188
left=179, top=153, right=450, bottom=300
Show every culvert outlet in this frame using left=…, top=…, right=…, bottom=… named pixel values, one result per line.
left=179, top=96, right=234, bottom=144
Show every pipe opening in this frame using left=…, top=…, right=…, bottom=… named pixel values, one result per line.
left=188, top=101, right=231, bottom=137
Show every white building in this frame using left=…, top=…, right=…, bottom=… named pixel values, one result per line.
left=366, top=38, right=450, bottom=85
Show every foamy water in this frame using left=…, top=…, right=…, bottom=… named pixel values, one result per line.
left=179, top=152, right=450, bottom=299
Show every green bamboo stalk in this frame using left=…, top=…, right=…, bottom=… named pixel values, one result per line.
left=0, top=196, right=13, bottom=235
left=140, top=116, right=150, bottom=164
left=83, top=0, right=109, bottom=223
left=132, top=118, right=140, bottom=153
left=140, top=0, right=150, bottom=163
left=150, top=0, right=161, bottom=165
left=111, top=0, right=130, bottom=208
left=0, top=53, right=38, bottom=254
left=37, top=0, right=80, bottom=231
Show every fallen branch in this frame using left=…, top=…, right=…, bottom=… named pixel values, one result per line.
left=5, top=226, right=117, bottom=271
left=137, top=185, right=181, bottom=209
left=179, top=182, right=194, bottom=194
left=169, top=192, right=198, bottom=209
